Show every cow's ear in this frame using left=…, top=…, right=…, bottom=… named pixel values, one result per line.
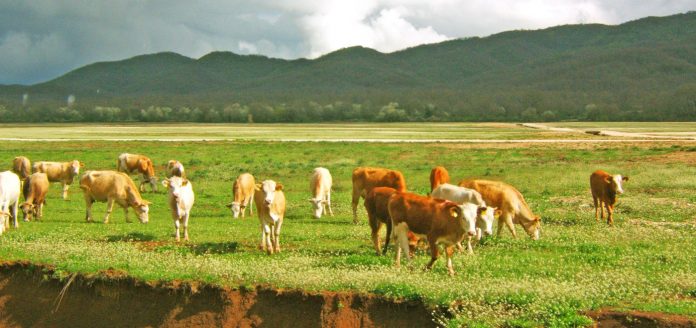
left=603, top=176, right=612, bottom=183
left=161, top=179, right=170, bottom=188
left=225, top=203, right=233, bottom=208
left=534, top=215, right=541, bottom=222
left=79, top=161, right=85, bottom=167
left=255, top=183, right=261, bottom=191
left=622, top=176, right=629, bottom=181
left=140, top=200, right=151, bottom=206
left=477, top=206, right=487, bottom=215
left=449, top=206, right=459, bottom=218
left=181, top=179, right=189, bottom=186
left=275, top=183, right=283, bottom=191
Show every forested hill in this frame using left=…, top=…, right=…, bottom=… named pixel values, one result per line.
left=1, top=11, right=695, bottom=122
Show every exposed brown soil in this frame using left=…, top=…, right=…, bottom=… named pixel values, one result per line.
left=0, top=262, right=435, bottom=328
left=587, top=308, right=696, bottom=328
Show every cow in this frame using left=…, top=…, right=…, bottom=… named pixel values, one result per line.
left=309, top=167, right=334, bottom=219
left=254, top=180, right=285, bottom=255
left=32, top=160, right=83, bottom=200
left=429, top=166, right=450, bottom=193
left=0, top=171, right=21, bottom=234
left=116, top=153, right=157, bottom=192
left=388, top=191, right=478, bottom=276
left=162, top=176, right=195, bottom=241
left=166, top=160, right=185, bottom=178
left=351, top=167, right=407, bottom=224
left=20, top=173, right=49, bottom=222
left=12, top=156, right=31, bottom=180
left=431, top=183, right=496, bottom=253
left=79, top=170, right=150, bottom=224
left=226, top=173, right=255, bottom=218
left=459, top=179, right=541, bottom=240
left=365, top=187, right=398, bottom=255
left=590, top=170, right=629, bottom=226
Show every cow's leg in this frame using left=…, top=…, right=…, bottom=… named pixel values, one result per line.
left=599, top=200, right=605, bottom=219
left=393, top=223, right=410, bottom=267
left=593, top=195, right=599, bottom=222
left=102, top=199, right=116, bottom=223
left=11, top=201, right=18, bottom=228
left=445, top=245, right=456, bottom=276
left=383, top=221, right=392, bottom=256
left=606, top=204, right=614, bottom=226
left=326, top=192, right=334, bottom=217
left=425, top=236, right=439, bottom=271
left=502, top=213, right=517, bottom=238
left=248, top=197, right=253, bottom=216
left=84, top=196, right=94, bottom=223
left=467, top=236, right=474, bottom=254
left=456, top=242, right=464, bottom=253
left=183, top=213, right=189, bottom=241
left=38, top=203, right=44, bottom=220
left=174, top=218, right=181, bottom=242
left=370, top=219, right=382, bottom=256
left=351, top=186, right=361, bottom=224
left=259, top=226, right=267, bottom=252
left=273, top=220, right=282, bottom=253
left=61, top=183, right=70, bottom=200
left=139, top=178, right=146, bottom=193
left=151, top=178, right=158, bottom=193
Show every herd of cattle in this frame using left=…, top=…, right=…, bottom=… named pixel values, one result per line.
left=0, top=154, right=628, bottom=275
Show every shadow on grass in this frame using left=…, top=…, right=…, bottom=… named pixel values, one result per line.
left=106, top=232, right=157, bottom=242
left=188, top=242, right=239, bottom=255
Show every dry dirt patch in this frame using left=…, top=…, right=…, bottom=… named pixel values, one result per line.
left=586, top=308, right=695, bottom=328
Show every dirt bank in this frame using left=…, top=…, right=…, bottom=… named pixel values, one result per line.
left=587, top=308, right=696, bottom=328
left=0, top=262, right=435, bottom=328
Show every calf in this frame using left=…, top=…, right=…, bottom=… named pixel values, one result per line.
left=429, top=166, right=450, bottom=193
left=12, top=156, right=31, bottom=180
left=309, top=167, right=334, bottom=219
left=0, top=171, right=21, bottom=234
left=117, top=153, right=157, bottom=192
left=166, top=160, right=185, bottom=178
left=80, top=170, right=150, bottom=224
left=32, top=160, right=83, bottom=200
left=351, top=167, right=407, bottom=223
left=163, top=176, right=195, bottom=241
left=20, top=173, right=49, bottom=222
left=254, top=180, right=286, bottom=255
left=226, top=173, right=255, bottom=218
left=388, top=191, right=478, bottom=276
left=431, top=183, right=496, bottom=253
left=590, top=170, right=628, bottom=226
left=459, top=179, right=541, bottom=240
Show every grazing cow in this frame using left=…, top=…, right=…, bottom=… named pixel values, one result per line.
left=431, top=183, right=496, bottom=253
left=459, top=179, right=541, bottom=240
left=0, top=171, right=21, bottom=234
left=79, top=170, right=150, bottom=224
left=309, top=167, right=334, bottom=219
left=12, top=156, right=31, bottom=180
left=116, top=153, right=157, bottom=192
left=166, top=160, right=185, bottom=178
left=590, top=170, right=628, bottom=226
left=429, top=166, right=450, bottom=193
left=162, top=176, right=195, bottom=241
left=226, top=173, right=255, bottom=218
left=32, top=160, right=83, bottom=200
left=20, top=173, right=49, bottom=222
left=351, top=167, right=407, bottom=224
left=388, top=191, right=478, bottom=276
left=254, top=180, right=286, bottom=255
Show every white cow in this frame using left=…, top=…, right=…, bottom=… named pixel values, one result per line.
left=432, top=183, right=496, bottom=253
left=0, top=171, right=21, bottom=234
left=309, top=167, right=334, bottom=219
left=162, top=176, right=195, bottom=242
left=254, top=180, right=286, bottom=255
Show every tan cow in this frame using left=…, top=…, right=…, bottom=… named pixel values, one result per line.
left=388, top=191, right=478, bottom=276
left=162, top=176, right=195, bottom=241
left=20, top=173, right=49, bottom=221
left=590, top=170, right=628, bottom=226
left=12, top=156, right=31, bottom=180
left=351, top=167, right=407, bottom=224
left=226, top=173, right=255, bottom=218
left=254, top=180, right=285, bottom=255
left=79, top=170, right=150, bottom=224
left=459, top=179, right=541, bottom=240
left=32, top=160, right=84, bottom=200
left=309, top=167, right=334, bottom=219
left=166, top=160, right=185, bottom=178
left=117, top=153, right=157, bottom=192
left=429, top=166, right=450, bottom=193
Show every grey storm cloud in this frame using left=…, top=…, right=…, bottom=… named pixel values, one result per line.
left=0, top=0, right=694, bottom=84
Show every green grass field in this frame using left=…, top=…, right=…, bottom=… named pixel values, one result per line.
left=0, top=125, right=695, bottom=327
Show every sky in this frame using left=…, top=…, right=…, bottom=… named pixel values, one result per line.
left=0, top=0, right=694, bottom=85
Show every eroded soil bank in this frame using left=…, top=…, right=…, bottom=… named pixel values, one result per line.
left=0, top=262, right=435, bottom=328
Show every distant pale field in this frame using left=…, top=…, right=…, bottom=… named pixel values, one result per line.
left=546, top=122, right=696, bottom=135
left=0, top=122, right=604, bottom=141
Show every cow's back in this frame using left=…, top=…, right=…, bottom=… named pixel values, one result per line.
left=388, top=192, right=441, bottom=234
left=234, top=173, right=255, bottom=198
left=32, top=162, right=62, bottom=182
left=460, top=179, right=534, bottom=219
left=0, top=171, right=21, bottom=204
left=13, top=157, right=31, bottom=179
left=81, top=171, right=135, bottom=200
left=353, top=167, right=406, bottom=192
left=366, top=187, right=397, bottom=222
left=23, top=173, right=49, bottom=200
left=311, top=167, right=332, bottom=196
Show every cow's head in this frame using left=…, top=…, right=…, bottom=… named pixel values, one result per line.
left=256, top=180, right=282, bottom=207
left=20, top=202, right=36, bottom=221
left=133, top=200, right=150, bottom=223
left=476, top=206, right=496, bottom=238
left=452, top=203, right=477, bottom=237
left=70, top=160, right=82, bottom=176
left=308, top=197, right=327, bottom=219
left=226, top=201, right=243, bottom=218
left=522, top=216, right=541, bottom=240
left=162, top=177, right=188, bottom=200
left=606, top=174, right=628, bottom=194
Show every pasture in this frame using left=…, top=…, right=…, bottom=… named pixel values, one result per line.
left=0, top=124, right=695, bottom=327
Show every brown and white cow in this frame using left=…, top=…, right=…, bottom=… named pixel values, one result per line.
left=351, top=167, right=407, bottom=224
left=389, top=191, right=478, bottom=276
left=429, top=166, right=450, bottom=193
left=226, top=173, right=255, bottom=218
left=32, top=160, right=84, bottom=200
left=366, top=187, right=423, bottom=256
left=12, top=156, right=31, bottom=180
left=309, top=167, right=334, bottom=219
left=117, top=153, right=157, bottom=192
left=166, top=160, right=185, bottom=178
left=162, top=176, right=195, bottom=241
left=79, top=170, right=150, bottom=224
left=20, top=173, right=49, bottom=222
left=459, top=179, right=541, bottom=240
left=590, top=170, right=628, bottom=226
left=254, top=180, right=286, bottom=255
